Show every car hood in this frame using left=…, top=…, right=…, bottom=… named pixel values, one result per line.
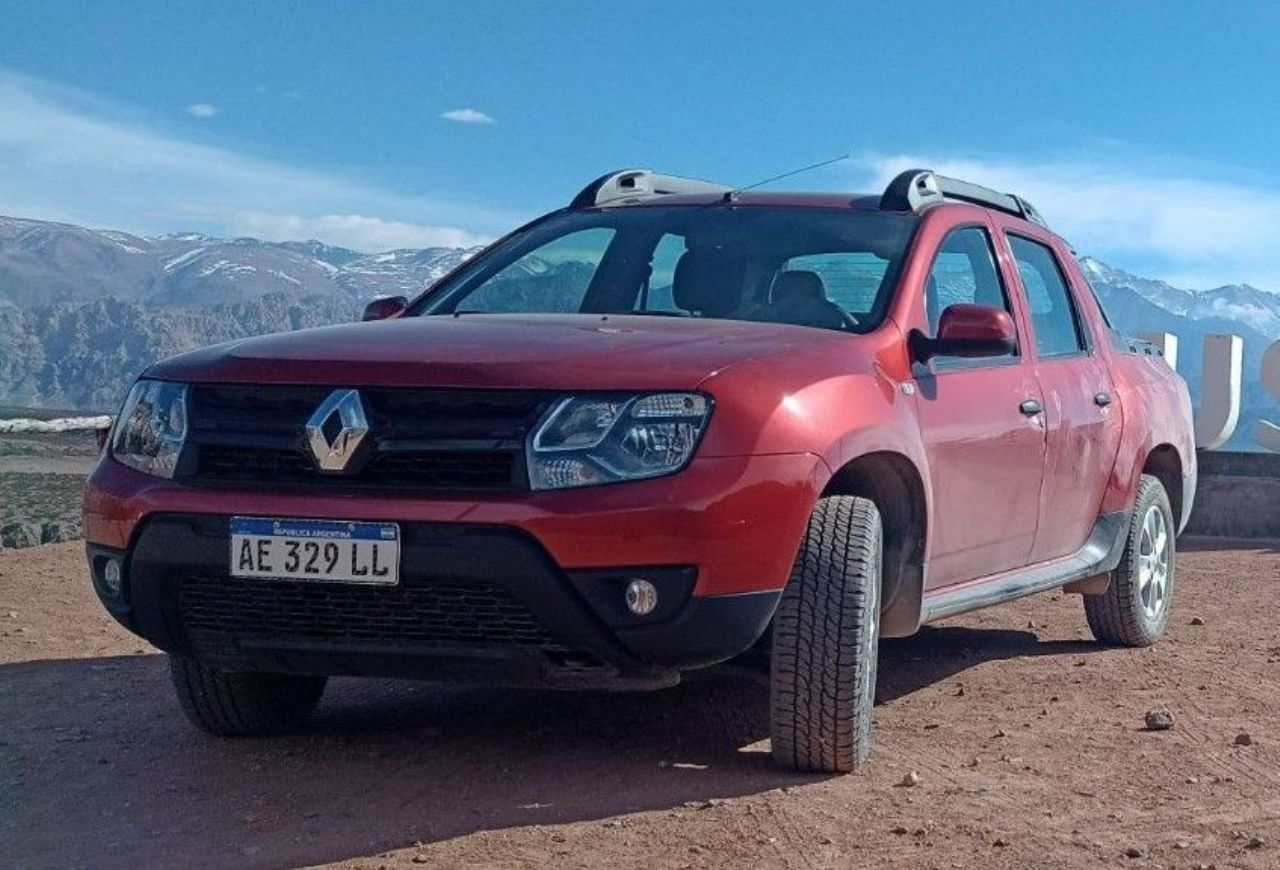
left=145, top=313, right=848, bottom=391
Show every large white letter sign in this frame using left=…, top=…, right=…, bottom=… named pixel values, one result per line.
left=1141, top=332, right=1179, bottom=370
left=1257, top=340, right=1280, bottom=453
left=1196, top=334, right=1243, bottom=450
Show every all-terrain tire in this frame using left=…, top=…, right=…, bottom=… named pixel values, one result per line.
left=770, top=495, right=882, bottom=773
left=1084, top=474, right=1175, bottom=647
left=169, top=656, right=327, bottom=736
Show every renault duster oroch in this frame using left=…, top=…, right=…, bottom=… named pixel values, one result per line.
left=85, top=168, right=1197, bottom=772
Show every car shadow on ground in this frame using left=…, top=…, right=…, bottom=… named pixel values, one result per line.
left=876, top=625, right=1099, bottom=703
left=2, top=623, right=1100, bottom=868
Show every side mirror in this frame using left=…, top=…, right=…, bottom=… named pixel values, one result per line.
left=919, top=303, right=1017, bottom=361
left=362, top=295, right=408, bottom=322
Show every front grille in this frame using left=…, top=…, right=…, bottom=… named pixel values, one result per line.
left=195, top=444, right=519, bottom=489
left=179, top=572, right=563, bottom=651
left=182, top=384, right=553, bottom=492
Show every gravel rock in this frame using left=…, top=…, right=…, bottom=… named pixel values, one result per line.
left=1234, top=732, right=1254, bottom=747
left=1190, top=616, right=1206, bottom=626
left=1246, top=835, right=1266, bottom=849
left=39, top=521, right=80, bottom=545
left=898, top=770, right=921, bottom=787
left=1144, top=710, right=1175, bottom=731
left=1, top=522, right=40, bottom=549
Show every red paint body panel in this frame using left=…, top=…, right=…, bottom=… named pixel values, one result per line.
left=911, top=362, right=1046, bottom=587
left=144, top=314, right=848, bottom=403
left=85, top=451, right=827, bottom=597
left=86, top=194, right=1197, bottom=627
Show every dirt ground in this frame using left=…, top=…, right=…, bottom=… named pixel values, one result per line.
left=1, top=539, right=1278, bottom=869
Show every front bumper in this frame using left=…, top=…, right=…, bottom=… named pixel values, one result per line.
left=84, top=453, right=825, bottom=687
left=86, top=452, right=826, bottom=597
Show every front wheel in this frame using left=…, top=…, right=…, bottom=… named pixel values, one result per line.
left=1084, top=474, right=1175, bottom=647
left=169, top=656, right=327, bottom=736
left=770, top=495, right=882, bottom=773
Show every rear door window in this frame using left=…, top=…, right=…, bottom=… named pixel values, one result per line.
left=1008, top=235, right=1087, bottom=358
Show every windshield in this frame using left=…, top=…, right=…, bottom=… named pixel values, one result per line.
left=411, top=205, right=918, bottom=333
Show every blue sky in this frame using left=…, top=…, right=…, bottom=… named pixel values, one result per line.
left=2, top=1, right=1279, bottom=289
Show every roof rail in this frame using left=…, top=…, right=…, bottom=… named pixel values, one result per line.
left=570, top=169, right=731, bottom=209
left=880, top=169, right=1047, bottom=227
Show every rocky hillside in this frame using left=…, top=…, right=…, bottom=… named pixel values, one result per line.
left=0, top=215, right=477, bottom=409
left=0, top=214, right=475, bottom=308
left=0, top=293, right=362, bottom=410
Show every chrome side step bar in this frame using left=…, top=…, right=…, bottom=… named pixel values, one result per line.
left=919, top=511, right=1129, bottom=624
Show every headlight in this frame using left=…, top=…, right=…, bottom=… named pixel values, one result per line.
left=111, top=380, right=188, bottom=479
left=528, top=392, right=711, bottom=490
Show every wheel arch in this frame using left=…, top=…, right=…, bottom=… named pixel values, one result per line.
left=822, top=450, right=928, bottom=637
left=1141, top=443, right=1183, bottom=527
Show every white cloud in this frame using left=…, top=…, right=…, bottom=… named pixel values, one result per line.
left=0, top=68, right=518, bottom=251
left=185, top=102, right=218, bottom=118
left=851, top=154, right=1280, bottom=291
left=231, top=212, right=488, bottom=250
left=441, top=108, right=494, bottom=124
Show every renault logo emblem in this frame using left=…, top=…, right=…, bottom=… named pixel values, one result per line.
left=305, top=389, right=369, bottom=472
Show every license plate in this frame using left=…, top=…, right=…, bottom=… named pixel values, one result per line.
left=230, top=517, right=400, bottom=585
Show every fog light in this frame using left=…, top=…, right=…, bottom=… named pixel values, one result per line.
left=624, top=578, right=658, bottom=616
left=102, top=558, right=123, bottom=596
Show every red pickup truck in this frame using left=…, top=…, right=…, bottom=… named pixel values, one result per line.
left=84, top=168, right=1196, bottom=773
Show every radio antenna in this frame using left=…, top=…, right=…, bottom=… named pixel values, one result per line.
left=724, top=153, right=851, bottom=201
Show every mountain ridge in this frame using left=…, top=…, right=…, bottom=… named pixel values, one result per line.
left=1, top=214, right=1277, bottom=450
left=0, top=214, right=479, bottom=309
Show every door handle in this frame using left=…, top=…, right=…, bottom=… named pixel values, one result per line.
left=1093, top=391, right=1112, bottom=407
left=1019, top=398, right=1043, bottom=416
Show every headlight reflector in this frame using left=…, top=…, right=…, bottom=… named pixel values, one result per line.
left=528, top=393, right=711, bottom=490
left=111, top=380, right=188, bottom=479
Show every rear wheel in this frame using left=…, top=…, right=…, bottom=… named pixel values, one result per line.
left=1084, top=474, right=1175, bottom=647
left=169, top=656, right=327, bottom=736
left=770, top=495, right=882, bottom=773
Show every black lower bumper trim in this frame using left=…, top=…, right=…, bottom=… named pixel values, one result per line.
left=88, top=514, right=779, bottom=688
left=614, top=590, right=781, bottom=669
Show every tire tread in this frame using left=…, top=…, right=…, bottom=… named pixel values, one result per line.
left=169, top=656, right=326, bottom=736
left=1084, top=474, right=1174, bottom=647
left=771, top=495, right=881, bottom=773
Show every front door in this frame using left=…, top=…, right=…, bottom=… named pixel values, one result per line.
left=912, top=225, right=1046, bottom=589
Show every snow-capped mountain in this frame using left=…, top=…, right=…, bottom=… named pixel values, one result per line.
left=1079, top=257, right=1194, bottom=317
left=1185, top=284, right=1280, bottom=339
left=335, top=247, right=477, bottom=299
left=0, top=214, right=479, bottom=308
left=1081, top=256, right=1280, bottom=339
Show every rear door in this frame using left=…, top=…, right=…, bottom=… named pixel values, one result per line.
left=1001, top=230, right=1122, bottom=563
left=911, top=221, right=1046, bottom=589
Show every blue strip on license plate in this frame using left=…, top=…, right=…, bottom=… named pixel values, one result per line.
left=230, top=517, right=399, bottom=542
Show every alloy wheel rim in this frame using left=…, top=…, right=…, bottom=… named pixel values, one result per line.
left=1137, top=504, right=1171, bottom=619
